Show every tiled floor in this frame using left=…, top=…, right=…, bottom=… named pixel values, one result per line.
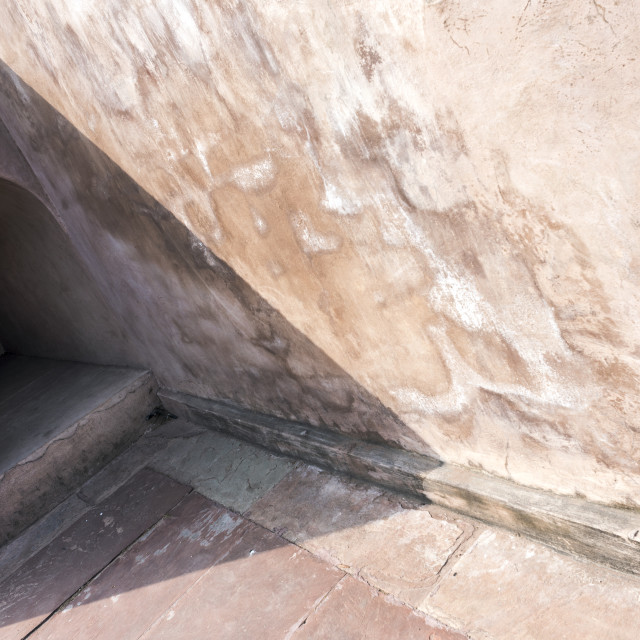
left=1, top=419, right=640, bottom=639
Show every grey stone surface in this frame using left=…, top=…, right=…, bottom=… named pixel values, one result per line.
left=147, top=418, right=209, bottom=441
left=150, top=425, right=296, bottom=514
left=79, top=420, right=211, bottom=506
left=0, top=355, right=148, bottom=475
left=78, top=430, right=168, bottom=505
left=0, top=357, right=157, bottom=543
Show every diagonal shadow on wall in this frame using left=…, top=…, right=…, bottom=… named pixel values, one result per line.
left=0, top=59, right=436, bottom=457
left=0, top=59, right=455, bottom=634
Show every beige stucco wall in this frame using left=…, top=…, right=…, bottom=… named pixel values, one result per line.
left=2, top=0, right=639, bottom=506
left=0, top=71, right=409, bottom=448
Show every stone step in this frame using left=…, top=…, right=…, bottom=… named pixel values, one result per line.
left=0, top=354, right=157, bottom=544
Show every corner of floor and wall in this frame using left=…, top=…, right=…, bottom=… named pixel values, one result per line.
left=1, top=2, right=640, bottom=637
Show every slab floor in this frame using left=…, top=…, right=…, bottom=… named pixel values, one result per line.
left=1, top=418, right=639, bottom=639
left=0, top=354, right=154, bottom=546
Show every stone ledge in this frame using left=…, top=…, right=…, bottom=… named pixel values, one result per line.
left=0, top=361, right=157, bottom=544
left=159, top=388, right=640, bottom=576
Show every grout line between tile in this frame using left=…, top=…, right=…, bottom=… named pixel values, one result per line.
left=283, top=573, right=348, bottom=640
left=20, top=486, right=195, bottom=640
left=429, top=522, right=481, bottom=597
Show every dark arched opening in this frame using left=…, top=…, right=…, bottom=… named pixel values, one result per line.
left=0, top=178, right=121, bottom=361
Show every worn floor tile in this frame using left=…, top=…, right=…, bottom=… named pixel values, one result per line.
left=150, top=428, right=296, bottom=513
left=79, top=419, right=209, bottom=505
left=78, top=431, right=169, bottom=505
left=30, top=493, right=258, bottom=640
left=291, top=575, right=466, bottom=640
left=427, top=528, right=640, bottom=640
left=0, top=356, right=144, bottom=475
left=0, top=494, right=88, bottom=581
left=0, top=469, right=188, bottom=640
left=141, top=520, right=343, bottom=640
left=246, top=465, right=469, bottom=608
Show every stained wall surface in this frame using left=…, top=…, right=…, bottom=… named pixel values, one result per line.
left=0, top=69, right=414, bottom=454
left=1, top=1, right=639, bottom=507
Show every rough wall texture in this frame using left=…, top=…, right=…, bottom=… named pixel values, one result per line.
left=0, top=66, right=415, bottom=453
left=1, top=1, right=639, bottom=506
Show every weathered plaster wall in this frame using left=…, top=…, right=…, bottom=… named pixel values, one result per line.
left=0, top=69, right=415, bottom=451
left=1, top=1, right=639, bottom=506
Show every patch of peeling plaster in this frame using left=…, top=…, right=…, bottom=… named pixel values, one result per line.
left=321, top=182, right=361, bottom=216
left=291, top=211, right=341, bottom=255
left=229, top=157, right=276, bottom=192
left=252, top=208, right=268, bottom=235
left=361, top=194, right=595, bottom=415
left=195, top=140, right=213, bottom=180
left=393, top=325, right=588, bottom=423
left=429, top=270, right=490, bottom=332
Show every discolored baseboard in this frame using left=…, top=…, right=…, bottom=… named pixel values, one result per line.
left=159, top=387, right=640, bottom=576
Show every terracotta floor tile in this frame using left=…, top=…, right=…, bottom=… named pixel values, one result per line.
left=246, top=465, right=467, bottom=607
left=291, top=575, right=466, bottom=640
left=427, top=529, right=640, bottom=640
left=141, top=520, right=343, bottom=640
left=30, top=492, right=256, bottom=640
left=0, top=468, right=188, bottom=640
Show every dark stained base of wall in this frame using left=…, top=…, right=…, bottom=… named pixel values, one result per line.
left=159, top=387, right=640, bottom=577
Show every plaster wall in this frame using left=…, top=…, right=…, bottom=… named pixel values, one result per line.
left=0, top=72, right=412, bottom=451
left=1, top=0, right=639, bottom=506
